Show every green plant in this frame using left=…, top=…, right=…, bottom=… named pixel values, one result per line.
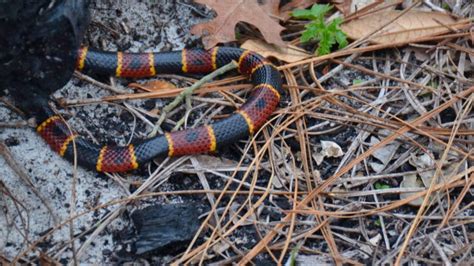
left=287, top=242, right=303, bottom=266
left=374, top=182, right=391, bottom=190
left=291, top=4, right=348, bottom=55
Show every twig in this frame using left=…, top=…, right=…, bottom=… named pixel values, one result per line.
left=279, top=32, right=470, bottom=70
left=0, top=97, right=25, bottom=115
left=428, top=236, right=452, bottom=265
left=0, top=121, right=29, bottom=128
left=60, top=83, right=251, bottom=105
left=73, top=71, right=128, bottom=94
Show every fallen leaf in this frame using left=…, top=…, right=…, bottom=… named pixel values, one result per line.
left=191, top=0, right=285, bottom=49
left=313, top=140, right=344, bottom=165
left=409, top=153, right=435, bottom=187
left=419, top=169, right=436, bottom=188
left=369, top=162, right=385, bottom=173
left=341, top=9, right=459, bottom=44
left=343, top=0, right=396, bottom=15
left=212, top=241, right=230, bottom=254
left=241, top=39, right=311, bottom=63
left=260, top=0, right=280, bottom=17
left=359, top=233, right=381, bottom=254
left=369, top=234, right=382, bottom=246
left=313, top=152, right=325, bottom=166
left=129, top=80, right=177, bottom=92
left=321, top=140, right=344, bottom=157
left=439, top=164, right=461, bottom=183
left=372, top=143, right=399, bottom=164
left=368, top=136, right=400, bottom=173
left=400, top=152, right=460, bottom=206
left=409, top=153, right=434, bottom=169
left=400, top=173, right=424, bottom=207
left=333, top=0, right=353, bottom=16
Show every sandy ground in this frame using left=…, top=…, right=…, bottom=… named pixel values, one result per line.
left=0, top=0, right=206, bottom=263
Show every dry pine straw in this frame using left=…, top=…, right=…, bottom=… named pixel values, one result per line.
left=6, top=3, right=474, bottom=265
left=54, top=35, right=473, bottom=265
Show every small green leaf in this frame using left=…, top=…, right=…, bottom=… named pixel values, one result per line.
left=310, top=4, right=332, bottom=18
left=353, top=79, right=364, bottom=85
left=291, top=9, right=316, bottom=20
left=328, top=18, right=342, bottom=31
left=317, top=28, right=337, bottom=55
left=301, top=23, right=318, bottom=42
left=375, top=183, right=391, bottom=190
left=374, top=218, right=382, bottom=226
left=288, top=242, right=303, bottom=266
left=442, top=3, right=451, bottom=11
left=301, top=29, right=315, bottom=43
left=235, top=31, right=241, bottom=40
left=335, top=31, right=348, bottom=49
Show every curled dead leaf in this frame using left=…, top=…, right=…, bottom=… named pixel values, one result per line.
left=341, top=9, right=460, bottom=44
left=409, top=153, right=434, bottom=169
left=321, top=140, right=344, bottom=157
left=400, top=173, right=424, bottom=207
left=400, top=153, right=460, bottom=207
left=191, top=0, right=285, bottom=49
left=313, top=140, right=344, bottom=165
left=368, top=136, right=400, bottom=173
left=241, top=39, right=311, bottom=63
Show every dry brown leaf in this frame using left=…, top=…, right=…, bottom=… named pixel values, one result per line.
left=191, top=0, right=285, bottom=49
left=341, top=9, right=459, bottom=44
left=400, top=173, right=424, bottom=207
left=241, top=39, right=311, bottom=63
left=400, top=153, right=460, bottom=207
left=128, top=80, right=177, bottom=92
left=260, top=0, right=280, bottom=17
left=344, top=0, right=389, bottom=14
left=333, top=0, right=353, bottom=16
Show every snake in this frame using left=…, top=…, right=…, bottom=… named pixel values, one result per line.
left=35, top=46, right=282, bottom=172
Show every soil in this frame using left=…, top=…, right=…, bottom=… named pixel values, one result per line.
left=0, top=0, right=208, bottom=263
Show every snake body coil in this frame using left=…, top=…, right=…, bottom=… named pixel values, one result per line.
left=36, top=47, right=282, bottom=172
